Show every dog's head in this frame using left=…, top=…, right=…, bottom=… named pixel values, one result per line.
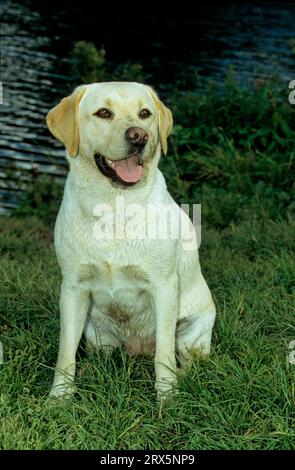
left=46, top=82, right=173, bottom=189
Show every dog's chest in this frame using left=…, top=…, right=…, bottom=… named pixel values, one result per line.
left=79, top=261, right=155, bottom=335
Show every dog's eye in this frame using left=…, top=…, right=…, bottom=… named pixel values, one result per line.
left=94, top=108, right=112, bottom=118
left=139, top=109, right=152, bottom=119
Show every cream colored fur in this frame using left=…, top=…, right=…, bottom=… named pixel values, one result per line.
left=46, top=82, right=216, bottom=399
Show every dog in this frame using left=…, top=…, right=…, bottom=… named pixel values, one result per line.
left=46, top=82, right=216, bottom=398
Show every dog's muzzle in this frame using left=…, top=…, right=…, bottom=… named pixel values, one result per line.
left=94, top=153, right=143, bottom=187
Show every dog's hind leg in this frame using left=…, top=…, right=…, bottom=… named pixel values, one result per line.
left=176, top=303, right=216, bottom=361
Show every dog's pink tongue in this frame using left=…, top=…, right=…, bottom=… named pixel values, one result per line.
left=113, top=154, right=142, bottom=183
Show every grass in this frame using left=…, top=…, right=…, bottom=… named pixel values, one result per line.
left=0, top=213, right=294, bottom=450
left=1, top=61, right=295, bottom=449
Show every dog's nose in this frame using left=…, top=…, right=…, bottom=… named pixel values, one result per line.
left=126, top=127, right=148, bottom=147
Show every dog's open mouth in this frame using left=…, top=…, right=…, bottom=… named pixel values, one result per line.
left=94, top=153, right=143, bottom=186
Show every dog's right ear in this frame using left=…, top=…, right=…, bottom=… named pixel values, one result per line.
left=46, top=85, right=87, bottom=157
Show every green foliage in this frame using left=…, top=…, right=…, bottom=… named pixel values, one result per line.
left=158, top=76, right=295, bottom=227
left=0, top=215, right=294, bottom=449
left=70, top=41, right=147, bottom=83
left=70, top=41, right=106, bottom=83
left=13, top=173, right=64, bottom=228
left=114, top=62, right=146, bottom=83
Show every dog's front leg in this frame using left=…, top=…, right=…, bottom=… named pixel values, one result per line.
left=154, top=276, right=178, bottom=399
left=49, top=281, right=90, bottom=398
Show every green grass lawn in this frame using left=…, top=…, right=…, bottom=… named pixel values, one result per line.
left=1, top=76, right=295, bottom=449
left=0, top=213, right=294, bottom=450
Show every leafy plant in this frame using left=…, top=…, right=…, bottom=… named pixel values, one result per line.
left=70, top=41, right=106, bottom=83
left=70, top=41, right=148, bottom=83
left=13, top=172, right=64, bottom=227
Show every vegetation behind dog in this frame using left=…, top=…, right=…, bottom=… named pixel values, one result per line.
left=0, top=43, right=294, bottom=450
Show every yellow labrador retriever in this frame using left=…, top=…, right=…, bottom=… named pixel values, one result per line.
left=46, top=82, right=216, bottom=398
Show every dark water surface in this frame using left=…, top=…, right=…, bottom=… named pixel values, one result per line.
left=1, top=0, right=294, bottom=212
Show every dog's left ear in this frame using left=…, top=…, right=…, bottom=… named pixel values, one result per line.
left=46, top=85, right=87, bottom=157
left=148, top=87, right=173, bottom=155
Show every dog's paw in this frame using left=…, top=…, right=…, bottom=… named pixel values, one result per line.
left=155, top=377, right=178, bottom=401
left=49, top=383, right=75, bottom=401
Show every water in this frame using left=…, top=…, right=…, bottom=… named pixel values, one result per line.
left=1, top=0, right=294, bottom=213
left=0, top=0, right=70, bottom=213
